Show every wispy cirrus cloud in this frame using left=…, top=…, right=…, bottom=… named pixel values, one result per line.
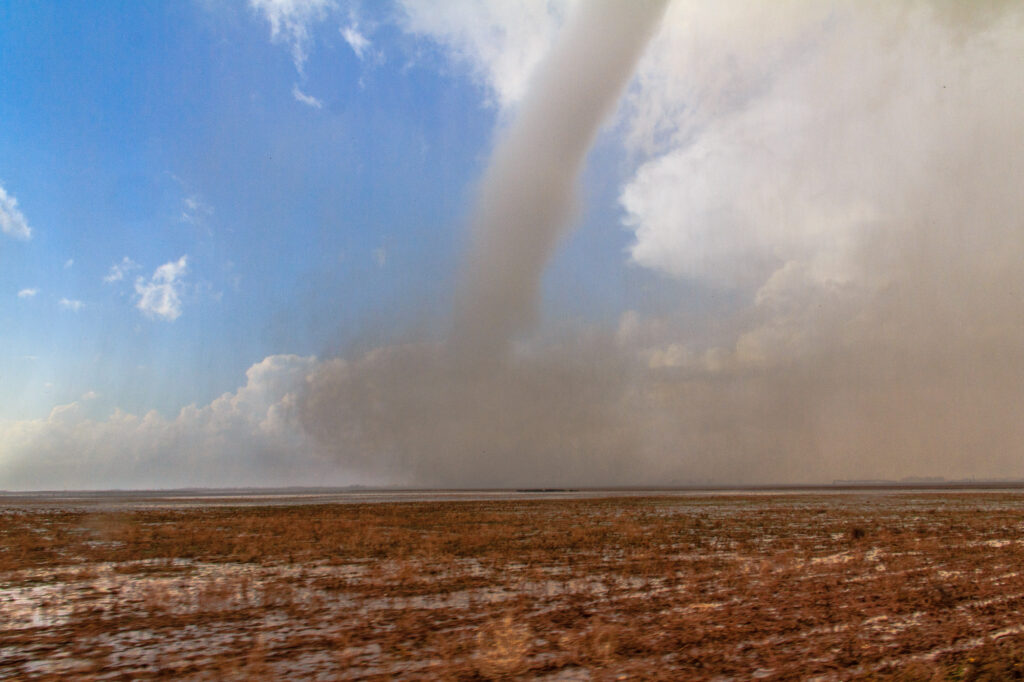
left=249, top=0, right=335, bottom=73
left=0, top=183, right=32, bottom=240
left=398, top=0, right=573, bottom=109
left=103, top=257, right=141, bottom=284
left=341, top=22, right=370, bottom=60
left=59, top=298, right=84, bottom=312
left=135, top=256, right=189, bottom=321
left=291, top=84, right=324, bottom=108
left=180, top=195, right=213, bottom=224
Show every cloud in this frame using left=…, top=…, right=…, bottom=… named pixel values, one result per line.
left=134, top=256, right=189, bottom=321
left=12, top=1, right=1024, bottom=490
left=0, top=184, right=32, bottom=240
left=609, top=0, right=1024, bottom=398
left=397, top=0, right=574, bottom=109
left=17, top=288, right=37, bottom=299
left=64, top=259, right=74, bottom=269
left=373, top=247, right=386, bottom=267
left=291, top=83, right=324, bottom=108
left=180, top=195, right=213, bottom=224
left=59, top=298, right=84, bottom=312
left=296, top=0, right=1024, bottom=488
left=341, top=23, right=370, bottom=59
left=621, top=1, right=1024, bottom=291
left=81, top=391, right=99, bottom=401
left=249, top=0, right=335, bottom=72
left=0, top=355, right=339, bottom=490
left=603, top=0, right=1024, bottom=480
left=103, top=257, right=141, bottom=284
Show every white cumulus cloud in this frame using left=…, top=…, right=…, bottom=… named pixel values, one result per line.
left=622, top=1, right=1024, bottom=293
left=59, top=298, right=84, bottom=312
left=17, top=288, right=38, bottom=299
left=613, top=0, right=1024, bottom=373
left=135, top=256, right=189, bottom=321
left=0, top=355, right=341, bottom=490
left=0, top=184, right=32, bottom=240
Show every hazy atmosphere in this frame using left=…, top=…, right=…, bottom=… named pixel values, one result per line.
left=3, top=0, right=1024, bottom=489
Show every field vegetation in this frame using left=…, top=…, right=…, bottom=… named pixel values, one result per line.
left=2, top=493, right=1024, bottom=679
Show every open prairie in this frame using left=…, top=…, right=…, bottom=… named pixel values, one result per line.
left=3, top=491, right=1024, bottom=680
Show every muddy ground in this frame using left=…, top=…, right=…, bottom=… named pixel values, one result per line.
left=2, top=492, right=1024, bottom=679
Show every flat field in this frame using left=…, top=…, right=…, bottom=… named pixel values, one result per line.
left=3, top=492, right=1024, bottom=680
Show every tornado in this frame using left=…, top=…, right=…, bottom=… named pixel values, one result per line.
left=453, top=0, right=669, bottom=361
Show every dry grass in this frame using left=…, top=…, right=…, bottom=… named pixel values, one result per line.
left=2, top=493, right=1024, bottom=679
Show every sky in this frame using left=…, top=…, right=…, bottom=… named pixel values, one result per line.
left=2, top=0, right=1024, bottom=490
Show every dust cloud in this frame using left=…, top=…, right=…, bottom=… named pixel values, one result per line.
left=298, top=0, right=1024, bottom=487
left=300, top=0, right=667, bottom=487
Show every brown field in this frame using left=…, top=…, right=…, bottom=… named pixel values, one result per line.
left=3, top=492, right=1024, bottom=680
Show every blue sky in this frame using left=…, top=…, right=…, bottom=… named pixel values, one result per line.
left=1, top=0, right=681, bottom=424
left=1, top=1, right=514, bottom=419
left=3, top=1, right=1024, bottom=489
